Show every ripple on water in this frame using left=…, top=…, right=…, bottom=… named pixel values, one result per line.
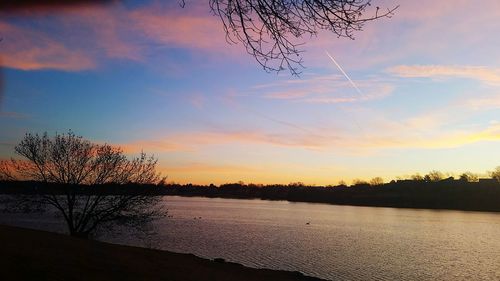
left=2, top=196, right=500, bottom=281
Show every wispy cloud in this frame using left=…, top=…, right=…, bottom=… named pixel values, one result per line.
left=391, top=123, right=500, bottom=149
left=252, top=74, right=394, bottom=104
left=119, top=130, right=337, bottom=153
left=120, top=139, right=185, bottom=154
left=0, top=2, right=243, bottom=72
left=0, top=22, right=95, bottom=71
left=457, top=92, right=500, bottom=111
left=387, top=65, right=500, bottom=84
left=298, top=0, right=500, bottom=72
left=129, top=7, right=226, bottom=51
left=160, top=162, right=258, bottom=173
left=303, top=85, right=393, bottom=104
left=118, top=119, right=500, bottom=156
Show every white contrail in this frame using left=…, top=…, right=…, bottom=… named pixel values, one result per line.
left=325, top=51, right=363, bottom=96
left=325, top=50, right=365, bottom=134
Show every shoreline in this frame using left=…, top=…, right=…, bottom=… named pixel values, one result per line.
left=171, top=194, right=499, bottom=213
left=0, top=224, right=325, bottom=281
left=161, top=192, right=500, bottom=214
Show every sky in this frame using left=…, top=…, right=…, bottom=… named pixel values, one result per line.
left=1, top=0, right=499, bottom=185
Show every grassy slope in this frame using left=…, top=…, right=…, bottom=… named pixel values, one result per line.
left=0, top=225, right=324, bottom=281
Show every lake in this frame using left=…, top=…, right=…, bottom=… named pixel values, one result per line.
left=3, top=196, right=500, bottom=280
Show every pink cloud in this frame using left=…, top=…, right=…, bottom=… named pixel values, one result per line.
left=301, top=0, right=500, bottom=70
left=3, top=0, right=500, bottom=75
left=65, top=6, right=143, bottom=61
left=117, top=118, right=500, bottom=157
left=127, top=4, right=246, bottom=62
left=387, top=65, right=500, bottom=84
left=0, top=22, right=95, bottom=71
left=0, top=2, right=248, bottom=71
left=250, top=74, right=394, bottom=104
left=130, top=8, right=224, bottom=50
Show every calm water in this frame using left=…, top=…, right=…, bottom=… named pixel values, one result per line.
left=3, top=196, right=500, bottom=280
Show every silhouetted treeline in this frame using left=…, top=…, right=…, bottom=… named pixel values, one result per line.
left=1, top=179, right=500, bottom=212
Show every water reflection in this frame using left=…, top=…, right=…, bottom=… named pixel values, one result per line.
left=2, top=196, right=500, bottom=281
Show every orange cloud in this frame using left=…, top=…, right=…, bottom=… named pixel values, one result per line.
left=159, top=163, right=258, bottom=174
left=119, top=130, right=335, bottom=153
left=120, top=139, right=185, bottom=154
left=117, top=120, right=500, bottom=157
left=0, top=22, right=95, bottom=71
left=392, top=123, right=500, bottom=149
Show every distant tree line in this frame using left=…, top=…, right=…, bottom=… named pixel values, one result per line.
left=150, top=175, right=500, bottom=212
left=356, top=168, right=499, bottom=186
left=2, top=170, right=500, bottom=213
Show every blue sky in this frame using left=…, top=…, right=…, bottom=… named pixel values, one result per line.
left=1, top=0, right=500, bottom=184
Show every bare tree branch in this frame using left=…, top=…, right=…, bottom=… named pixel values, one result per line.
left=208, top=0, right=398, bottom=75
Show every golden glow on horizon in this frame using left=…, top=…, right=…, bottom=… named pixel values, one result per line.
left=1, top=0, right=499, bottom=187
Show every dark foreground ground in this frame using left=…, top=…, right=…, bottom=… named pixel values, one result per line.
left=0, top=225, right=324, bottom=281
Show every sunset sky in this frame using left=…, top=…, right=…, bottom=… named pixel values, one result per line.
left=1, top=0, right=499, bottom=185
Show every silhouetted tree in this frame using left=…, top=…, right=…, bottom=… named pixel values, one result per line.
left=491, top=166, right=500, bottom=183
left=0, top=131, right=165, bottom=239
left=459, top=172, right=479, bottom=183
left=352, top=179, right=368, bottom=186
left=409, top=173, right=424, bottom=181
left=208, top=0, right=398, bottom=75
left=424, top=170, right=444, bottom=182
left=369, top=177, right=384, bottom=186
left=288, top=182, right=305, bottom=187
